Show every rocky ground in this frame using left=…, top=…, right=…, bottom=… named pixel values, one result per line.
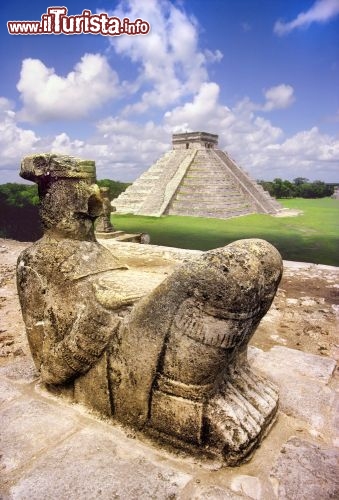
left=0, top=239, right=29, bottom=361
left=0, top=237, right=338, bottom=499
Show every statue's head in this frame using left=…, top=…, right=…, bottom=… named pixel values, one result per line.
left=20, top=154, right=103, bottom=241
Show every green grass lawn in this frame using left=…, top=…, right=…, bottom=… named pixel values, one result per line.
left=112, top=198, right=339, bottom=266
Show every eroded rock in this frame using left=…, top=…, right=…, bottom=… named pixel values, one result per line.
left=270, top=438, right=339, bottom=499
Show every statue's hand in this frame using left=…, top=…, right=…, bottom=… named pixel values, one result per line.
left=41, top=300, right=120, bottom=385
left=93, top=275, right=144, bottom=310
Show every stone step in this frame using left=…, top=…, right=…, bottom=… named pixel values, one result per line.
left=168, top=209, right=253, bottom=218
left=174, top=194, right=246, bottom=202
left=173, top=207, right=253, bottom=214
left=172, top=202, right=250, bottom=210
left=115, top=196, right=144, bottom=203
left=185, top=171, right=229, bottom=178
left=169, top=207, right=253, bottom=214
left=175, top=188, right=243, bottom=195
left=183, top=173, right=232, bottom=180
left=176, top=187, right=239, bottom=194
left=121, top=187, right=155, bottom=195
left=180, top=180, right=237, bottom=188
left=180, top=183, right=234, bottom=189
left=176, top=190, right=243, bottom=198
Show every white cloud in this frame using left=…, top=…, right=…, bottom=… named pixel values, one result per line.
left=253, top=127, right=339, bottom=180
left=270, top=127, right=339, bottom=162
left=204, top=49, right=223, bottom=63
left=0, top=98, right=40, bottom=176
left=17, top=54, right=120, bottom=122
left=164, top=82, right=283, bottom=157
left=108, top=0, right=215, bottom=113
left=1, top=88, right=338, bottom=184
left=219, top=84, right=295, bottom=114
left=262, top=84, right=295, bottom=111
left=274, top=0, right=339, bottom=35
left=1, top=0, right=337, bottom=185
left=162, top=83, right=338, bottom=181
left=48, top=119, right=170, bottom=181
left=164, top=82, right=230, bottom=131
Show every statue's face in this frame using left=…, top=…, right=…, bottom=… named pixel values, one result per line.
left=40, top=179, right=103, bottom=240
left=74, top=181, right=103, bottom=218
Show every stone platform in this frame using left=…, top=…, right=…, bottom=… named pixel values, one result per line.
left=0, top=239, right=338, bottom=499
left=1, top=344, right=338, bottom=499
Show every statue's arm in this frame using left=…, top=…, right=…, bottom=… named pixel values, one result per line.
left=40, top=299, right=120, bottom=385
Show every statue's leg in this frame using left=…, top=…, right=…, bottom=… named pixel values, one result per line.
left=106, top=239, right=281, bottom=463
left=149, top=321, right=229, bottom=446
left=145, top=239, right=282, bottom=463
left=149, top=314, right=279, bottom=463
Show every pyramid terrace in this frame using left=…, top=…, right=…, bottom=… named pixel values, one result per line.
left=112, top=132, right=282, bottom=219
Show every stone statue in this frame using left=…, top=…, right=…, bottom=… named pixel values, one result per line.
left=17, top=153, right=283, bottom=465
left=95, top=187, right=115, bottom=233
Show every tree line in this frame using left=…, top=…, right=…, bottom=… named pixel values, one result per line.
left=0, top=179, right=130, bottom=241
left=0, top=177, right=335, bottom=241
left=258, top=177, right=334, bottom=199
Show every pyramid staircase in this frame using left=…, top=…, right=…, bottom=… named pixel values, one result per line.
left=112, top=132, right=282, bottom=219
left=112, top=150, right=195, bottom=216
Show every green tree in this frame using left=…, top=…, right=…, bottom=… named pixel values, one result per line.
left=271, top=178, right=284, bottom=198
left=0, top=179, right=130, bottom=241
left=259, top=178, right=333, bottom=199
left=293, top=177, right=309, bottom=186
left=257, top=180, right=274, bottom=196
left=97, top=179, right=130, bottom=201
left=298, top=180, right=333, bottom=198
left=0, top=183, right=39, bottom=207
left=0, top=184, right=41, bottom=241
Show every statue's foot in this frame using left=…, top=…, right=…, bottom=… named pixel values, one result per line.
left=148, top=366, right=278, bottom=464
left=205, top=366, right=278, bottom=465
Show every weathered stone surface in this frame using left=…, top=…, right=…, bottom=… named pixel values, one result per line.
left=280, top=375, right=334, bottom=430
left=0, top=398, right=79, bottom=473
left=184, top=484, right=248, bottom=499
left=249, top=347, right=336, bottom=431
left=1, top=347, right=338, bottom=500
left=0, top=356, right=38, bottom=383
left=231, top=475, right=263, bottom=500
left=0, top=377, right=22, bottom=406
left=270, top=438, right=339, bottom=499
left=8, top=427, right=191, bottom=500
left=74, top=352, right=112, bottom=416
left=16, top=153, right=283, bottom=465
left=250, top=346, right=335, bottom=384
left=95, top=186, right=115, bottom=234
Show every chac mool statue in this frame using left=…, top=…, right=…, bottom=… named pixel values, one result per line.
left=17, top=153, right=283, bottom=465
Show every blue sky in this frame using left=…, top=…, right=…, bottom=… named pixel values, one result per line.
left=0, top=0, right=338, bottom=183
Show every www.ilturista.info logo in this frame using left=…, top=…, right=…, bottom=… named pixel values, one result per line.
left=7, top=7, right=151, bottom=36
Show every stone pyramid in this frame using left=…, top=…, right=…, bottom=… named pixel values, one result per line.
left=112, top=132, right=282, bottom=219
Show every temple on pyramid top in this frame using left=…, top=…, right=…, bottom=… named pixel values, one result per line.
left=112, top=132, right=282, bottom=219
left=172, top=131, right=218, bottom=150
